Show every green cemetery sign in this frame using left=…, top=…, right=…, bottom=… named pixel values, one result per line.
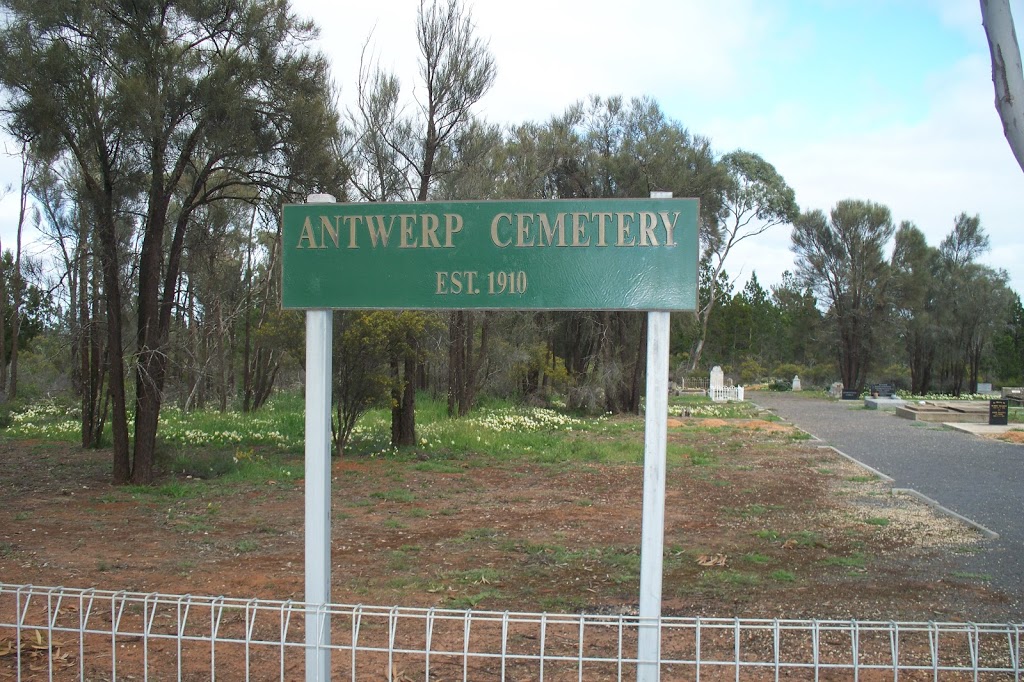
left=281, top=198, right=699, bottom=311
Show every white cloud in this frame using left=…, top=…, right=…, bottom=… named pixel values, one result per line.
left=719, top=53, right=1024, bottom=293
left=298, top=0, right=786, bottom=125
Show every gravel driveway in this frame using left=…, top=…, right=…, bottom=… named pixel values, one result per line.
left=751, top=391, right=1024, bottom=620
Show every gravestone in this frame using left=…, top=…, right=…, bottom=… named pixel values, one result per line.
left=710, top=366, right=724, bottom=391
left=829, top=382, right=844, bottom=399
left=792, top=375, right=802, bottom=391
left=989, top=399, right=1009, bottom=426
left=1003, top=387, right=1024, bottom=406
left=977, top=382, right=992, bottom=394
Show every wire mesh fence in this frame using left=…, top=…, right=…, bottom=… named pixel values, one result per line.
left=1, top=583, right=1021, bottom=680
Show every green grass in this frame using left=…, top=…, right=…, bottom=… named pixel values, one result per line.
left=668, top=395, right=761, bottom=419
left=514, top=543, right=644, bottom=585
left=371, top=488, right=416, bottom=503
left=951, top=571, right=992, bottom=581
left=699, top=570, right=760, bottom=588
left=688, top=450, right=717, bottom=467
left=125, top=480, right=204, bottom=499
left=742, top=553, right=772, bottom=565
left=786, top=531, right=823, bottom=547
left=446, top=589, right=504, bottom=610
left=770, top=570, right=797, bottom=582
left=411, top=461, right=464, bottom=474
left=453, top=527, right=500, bottom=544
left=2, top=392, right=772, bottom=477
left=235, top=539, right=259, bottom=553
left=821, top=552, right=867, bottom=569
left=449, top=567, right=503, bottom=585
left=864, top=517, right=890, bottom=527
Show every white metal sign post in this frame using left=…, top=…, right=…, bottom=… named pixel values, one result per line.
left=304, top=194, right=334, bottom=681
left=638, top=309, right=670, bottom=680
left=637, top=190, right=673, bottom=681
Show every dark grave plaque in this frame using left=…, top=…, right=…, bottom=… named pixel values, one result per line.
left=841, top=389, right=860, bottom=400
left=989, top=399, right=1009, bottom=426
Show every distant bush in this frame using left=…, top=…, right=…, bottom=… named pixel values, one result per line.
left=738, top=359, right=764, bottom=385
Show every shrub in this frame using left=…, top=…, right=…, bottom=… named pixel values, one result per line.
left=738, top=359, right=764, bottom=385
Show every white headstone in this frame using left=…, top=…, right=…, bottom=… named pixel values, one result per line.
left=710, top=366, right=724, bottom=390
left=829, top=382, right=844, bottom=399
left=792, top=375, right=802, bottom=392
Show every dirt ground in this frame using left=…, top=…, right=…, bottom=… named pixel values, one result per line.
left=994, top=429, right=1024, bottom=444
left=0, top=419, right=1010, bottom=624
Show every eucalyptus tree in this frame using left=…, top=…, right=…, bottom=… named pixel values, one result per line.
left=689, top=151, right=798, bottom=371
left=31, top=166, right=121, bottom=445
left=792, top=200, right=895, bottom=391
left=770, top=271, right=826, bottom=371
left=890, top=222, right=941, bottom=394
left=935, top=215, right=1009, bottom=393
left=992, top=293, right=1024, bottom=384
left=0, top=138, right=38, bottom=400
left=347, top=0, right=496, bottom=440
left=981, top=0, right=1024, bottom=172
left=0, top=0, right=345, bottom=483
left=538, top=96, right=728, bottom=411
left=433, top=121, right=504, bottom=416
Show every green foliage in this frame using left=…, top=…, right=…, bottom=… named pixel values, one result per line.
left=667, top=395, right=762, bottom=419
left=793, top=200, right=896, bottom=390
left=737, top=359, right=764, bottom=384
left=332, top=311, right=406, bottom=455
left=0, top=250, right=52, bottom=365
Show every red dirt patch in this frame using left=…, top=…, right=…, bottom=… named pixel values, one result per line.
left=0, top=432, right=1004, bottom=621
left=994, top=429, right=1024, bottom=444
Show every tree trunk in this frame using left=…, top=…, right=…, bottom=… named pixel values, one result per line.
left=447, top=311, right=461, bottom=417
left=464, top=312, right=490, bottom=415
left=630, top=314, right=648, bottom=415
left=95, top=205, right=131, bottom=483
left=217, top=300, right=228, bottom=413
left=981, top=0, right=1024, bottom=173
left=79, top=241, right=92, bottom=447
left=0, top=249, right=6, bottom=398
left=8, top=143, right=29, bottom=401
left=399, top=351, right=417, bottom=445
left=242, top=206, right=256, bottom=413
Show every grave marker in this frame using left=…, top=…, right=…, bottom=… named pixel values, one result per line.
left=989, top=399, right=1009, bottom=426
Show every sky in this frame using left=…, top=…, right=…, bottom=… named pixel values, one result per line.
left=0, top=0, right=1021, bottom=296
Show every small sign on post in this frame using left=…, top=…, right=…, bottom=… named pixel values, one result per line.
left=989, top=399, right=1009, bottom=426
